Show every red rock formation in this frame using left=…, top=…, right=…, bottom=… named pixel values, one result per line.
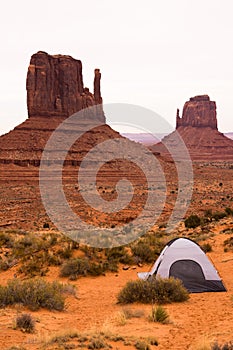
left=94, top=69, right=102, bottom=104
left=176, top=95, right=217, bottom=129
left=0, top=52, right=114, bottom=165
left=26, top=51, right=105, bottom=122
left=151, top=95, right=233, bottom=161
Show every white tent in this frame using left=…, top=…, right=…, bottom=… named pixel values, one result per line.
left=138, top=237, right=226, bottom=293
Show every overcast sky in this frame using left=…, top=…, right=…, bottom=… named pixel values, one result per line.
left=0, top=0, right=233, bottom=136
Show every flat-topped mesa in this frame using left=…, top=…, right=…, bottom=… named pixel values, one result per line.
left=26, top=51, right=105, bottom=122
left=176, top=95, right=217, bottom=130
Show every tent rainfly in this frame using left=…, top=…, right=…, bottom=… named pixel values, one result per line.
left=138, top=237, right=226, bottom=293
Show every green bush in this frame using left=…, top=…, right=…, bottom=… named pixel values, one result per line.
left=223, top=237, right=233, bottom=252
left=106, top=247, right=133, bottom=264
left=212, top=211, right=226, bottom=221
left=88, top=336, right=108, bottom=349
left=117, top=277, right=189, bottom=304
left=60, top=258, right=118, bottom=280
left=60, top=258, right=91, bottom=279
left=201, top=243, right=212, bottom=253
left=0, top=278, right=65, bottom=311
left=184, top=215, right=201, bottom=228
left=57, top=247, right=73, bottom=259
left=15, top=313, right=35, bottom=333
left=225, top=207, right=233, bottom=216
left=131, top=242, right=156, bottom=263
left=12, top=234, right=49, bottom=258
left=0, top=232, right=13, bottom=248
left=0, top=258, right=10, bottom=271
left=18, top=255, right=48, bottom=277
left=148, top=305, right=169, bottom=323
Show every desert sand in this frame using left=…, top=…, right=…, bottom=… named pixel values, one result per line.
left=0, top=219, right=233, bottom=350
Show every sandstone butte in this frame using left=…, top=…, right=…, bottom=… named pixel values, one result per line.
left=150, top=95, right=233, bottom=161
left=0, top=51, right=153, bottom=229
left=0, top=51, right=121, bottom=166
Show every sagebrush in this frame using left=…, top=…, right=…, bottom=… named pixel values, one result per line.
left=0, top=278, right=65, bottom=311
left=117, top=277, right=189, bottom=304
left=15, top=313, right=35, bottom=333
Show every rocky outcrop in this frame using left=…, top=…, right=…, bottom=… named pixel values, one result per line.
left=26, top=51, right=105, bottom=122
left=176, top=95, right=217, bottom=129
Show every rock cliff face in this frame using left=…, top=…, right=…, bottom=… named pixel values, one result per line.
left=26, top=51, right=105, bottom=122
left=176, top=95, right=217, bottom=129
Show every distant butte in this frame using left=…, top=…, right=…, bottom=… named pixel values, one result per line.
left=151, top=95, right=233, bottom=161
left=176, top=95, right=217, bottom=129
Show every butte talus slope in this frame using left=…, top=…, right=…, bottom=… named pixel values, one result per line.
left=151, top=95, right=233, bottom=161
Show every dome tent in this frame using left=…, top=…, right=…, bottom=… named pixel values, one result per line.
left=138, top=237, right=226, bottom=293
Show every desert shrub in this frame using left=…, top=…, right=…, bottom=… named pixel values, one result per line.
left=0, top=232, right=13, bottom=248
left=103, top=260, right=119, bottom=272
left=185, top=214, right=201, bottom=228
left=106, top=247, right=133, bottom=264
left=131, top=242, right=156, bottom=263
left=204, top=209, right=213, bottom=218
left=18, top=255, right=48, bottom=277
left=212, top=342, right=233, bottom=350
left=88, top=336, right=108, bottom=349
left=60, top=258, right=91, bottom=279
left=60, top=258, right=118, bottom=280
left=225, top=207, right=233, bottom=216
left=212, top=211, right=226, bottom=221
left=6, top=347, right=26, bottom=350
left=0, top=258, right=10, bottom=271
left=148, top=305, right=169, bottom=323
left=114, top=310, right=127, bottom=326
left=201, top=243, right=212, bottom=253
left=223, top=237, right=233, bottom=252
left=117, top=277, right=189, bottom=304
left=221, top=228, right=233, bottom=235
left=146, top=337, right=158, bottom=346
left=49, top=331, right=80, bottom=344
left=57, top=247, right=73, bottom=259
left=135, top=340, right=151, bottom=350
left=15, top=313, right=35, bottom=333
left=47, top=253, right=62, bottom=266
left=48, top=234, right=58, bottom=246
left=0, top=278, right=65, bottom=311
left=12, top=234, right=49, bottom=258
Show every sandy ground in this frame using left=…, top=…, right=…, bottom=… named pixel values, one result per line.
left=0, top=222, right=233, bottom=350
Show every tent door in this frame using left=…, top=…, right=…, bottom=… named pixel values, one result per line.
left=169, top=259, right=205, bottom=284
